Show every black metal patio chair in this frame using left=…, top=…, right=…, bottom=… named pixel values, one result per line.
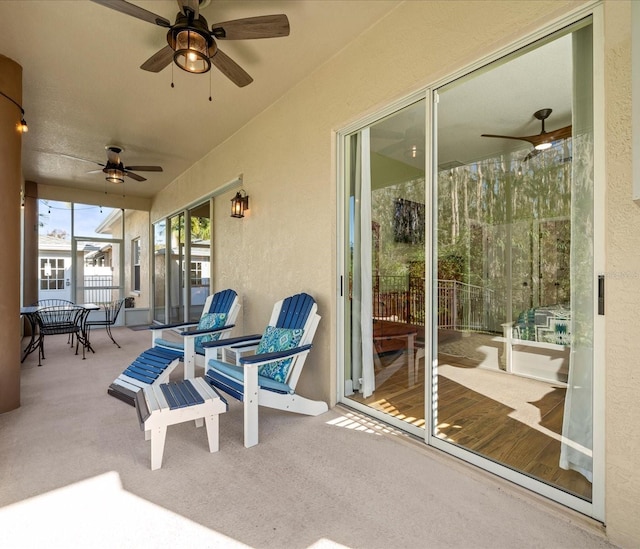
left=33, top=305, right=86, bottom=366
left=85, top=298, right=125, bottom=350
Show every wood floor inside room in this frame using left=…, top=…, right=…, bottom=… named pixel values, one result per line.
left=350, top=348, right=592, bottom=501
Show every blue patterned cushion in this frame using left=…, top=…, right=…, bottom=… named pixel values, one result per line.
left=256, top=326, right=304, bottom=382
left=194, top=313, right=227, bottom=347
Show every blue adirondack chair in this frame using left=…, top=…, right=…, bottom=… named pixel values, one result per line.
left=150, top=288, right=240, bottom=379
left=202, top=292, right=327, bottom=447
left=107, top=289, right=240, bottom=406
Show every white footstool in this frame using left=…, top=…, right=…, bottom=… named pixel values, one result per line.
left=135, top=377, right=227, bottom=470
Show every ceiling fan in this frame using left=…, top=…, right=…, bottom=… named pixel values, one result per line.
left=58, top=145, right=163, bottom=183
left=481, top=108, right=572, bottom=160
left=91, top=0, right=290, bottom=87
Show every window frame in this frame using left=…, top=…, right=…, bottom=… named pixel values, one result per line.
left=132, top=237, right=141, bottom=293
left=40, top=257, right=65, bottom=290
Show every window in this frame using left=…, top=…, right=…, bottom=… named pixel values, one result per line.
left=132, top=238, right=141, bottom=292
left=40, top=258, right=65, bottom=290
left=190, top=261, right=204, bottom=286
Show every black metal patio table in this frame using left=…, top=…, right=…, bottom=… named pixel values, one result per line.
left=20, top=303, right=100, bottom=363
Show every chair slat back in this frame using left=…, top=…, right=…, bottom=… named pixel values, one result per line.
left=34, top=299, right=74, bottom=308
left=106, top=298, right=125, bottom=323
left=35, top=305, right=83, bottom=335
left=275, top=293, right=315, bottom=330
left=207, top=289, right=237, bottom=314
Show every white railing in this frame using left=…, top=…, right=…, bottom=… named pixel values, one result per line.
left=82, top=275, right=113, bottom=305
left=436, top=279, right=496, bottom=331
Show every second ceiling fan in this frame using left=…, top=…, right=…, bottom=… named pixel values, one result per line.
left=482, top=108, right=572, bottom=161
left=91, top=0, right=290, bottom=87
left=56, top=145, right=163, bottom=183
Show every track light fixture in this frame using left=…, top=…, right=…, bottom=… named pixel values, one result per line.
left=0, top=90, right=28, bottom=133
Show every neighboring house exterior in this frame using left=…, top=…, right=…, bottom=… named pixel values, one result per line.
left=37, top=234, right=72, bottom=303
left=37, top=234, right=110, bottom=304
left=4, top=1, right=640, bottom=546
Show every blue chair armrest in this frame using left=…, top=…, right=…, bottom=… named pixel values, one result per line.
left=240, top=344, right=313, bottom=365
left=201, top=333, right=262, bottom=349
left=150, top=321, right=198, bottom=330
left=179, top=324, right=235, bottom=337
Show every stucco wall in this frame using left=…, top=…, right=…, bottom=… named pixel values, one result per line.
left=151, top=1, right=639, bottom=543
left=123, top=209, right=150, bottom=308
left=602, top=2, right=640, bottom=546
left=152, top=0, right=584, bottom=405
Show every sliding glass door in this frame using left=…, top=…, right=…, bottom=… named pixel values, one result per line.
left=153, top=200, right=212, bottom=324
left=168, top=213, right=185, bottom=323
left=343, top=98, right=427, bottom=437
left=153, top=220, right=166, bottom=323
left=432, top=21, right=594, bottom=502
left=340, top=17, right=599, bottom=516
left=188, top=202, right=211, bottom=322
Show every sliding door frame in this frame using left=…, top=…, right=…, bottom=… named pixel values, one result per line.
left=150, top=176, right=242, bottom=325
left=336, top=89, right=430, bottom=438
left=336, top=2, right=604, bottom=520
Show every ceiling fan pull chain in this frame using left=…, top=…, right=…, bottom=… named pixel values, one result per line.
left=209, top=71, right=212, bottom=102
left=171, top=64, right=175, bottom=89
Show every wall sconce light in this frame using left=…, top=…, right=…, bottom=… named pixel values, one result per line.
left=231, top=189, right=249, bottom=218
left=1, top=90, right=28, bottom=133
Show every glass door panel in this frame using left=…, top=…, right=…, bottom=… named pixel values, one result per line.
left=153, top=220, right=166, bottom=323
left=168, top=213, right=185, bottom=323
left=344, top=99, right=427, bottom=434
left=74, top=239, right=122, bottom=325
left=433, top=25, right=593, bottom=501
left=37, top=200, right=72, bottom=303
left=188, top=202, right=211, bottom=321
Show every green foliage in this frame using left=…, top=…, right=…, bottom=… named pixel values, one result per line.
left=170, top=214, right=210, bottom=244
left=437, top=144, right=572, bottom=315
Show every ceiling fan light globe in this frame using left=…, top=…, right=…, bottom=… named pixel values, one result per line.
left=534, top=141, right=553, bottom=151
left=106, top=168, right=125, bottom=184
left=173, top=29, right=211, bottom=73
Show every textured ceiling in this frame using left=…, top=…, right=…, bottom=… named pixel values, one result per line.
left=0, top=0, right=401, bottom=199
left=1, top=1, right=572, bottom=201
left=371, top=33, right=572, bottom=171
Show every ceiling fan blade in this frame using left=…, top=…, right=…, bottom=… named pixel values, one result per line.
left=90, top=0, right=171, bottom=28
left=482, top=125, right=571, bottom=147
left=87, top=169, right=106, bottom=174
left=177, top=0, right=198, bottom=18
left=481, top=133, right=538, bottom=145
left=210, top=48, right=253, bottom=87
left=124, top=170, right=146, bottom=182
left=55, top=152, right=104, bottom=167
left=141, top=45, right=175, bottom=72
left=211, top=14, right=290, bottom=40
left=125, top=165, right=163, bottom=172
left=528, top=125, right=572, bottom=146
